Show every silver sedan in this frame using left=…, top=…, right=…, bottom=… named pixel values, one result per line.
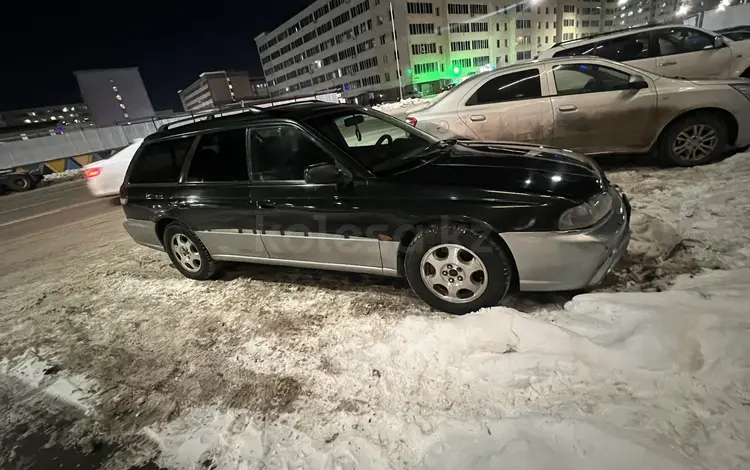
left=405, top=56, right=750, bottom=166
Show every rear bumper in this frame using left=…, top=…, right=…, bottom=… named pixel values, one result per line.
left=123, top=219, right=163, bottom=251
left=501, top=188, right=631, bottom=292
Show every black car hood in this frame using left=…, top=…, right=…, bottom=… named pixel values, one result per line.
left=390, top=141, right=606, bottom=201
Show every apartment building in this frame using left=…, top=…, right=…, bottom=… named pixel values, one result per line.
left=179, top=71, right=270, bottom=112
left=74, top=68, right=155, bottom=127
left=255, top=0, right=618, bottom=102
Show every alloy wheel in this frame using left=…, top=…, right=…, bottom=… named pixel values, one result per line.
left=170, top=234, right=202, bottom=273
left=420, top=243, right=488, bottom=304
left=672, top=124, right=717, bottom=163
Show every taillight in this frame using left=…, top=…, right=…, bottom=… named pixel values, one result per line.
left=119, top=183, right=128, bottom=206
left=84, top=168, right=101, bottom=178
left=406, top=117, right=418, bottom=127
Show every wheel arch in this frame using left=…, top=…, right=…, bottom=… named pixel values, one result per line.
left=154, top=216, right=179, bottom=247
left=651, top=107, right=738, bottom=150
left=395, top=216, right=521, bottom=291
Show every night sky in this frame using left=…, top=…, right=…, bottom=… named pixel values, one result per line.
left=1, top=0, right=315, bottom=113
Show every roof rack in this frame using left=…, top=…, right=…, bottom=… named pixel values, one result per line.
left=158, top=106, right=264, bottom=131
left=551, top=22, right=673, bottom=48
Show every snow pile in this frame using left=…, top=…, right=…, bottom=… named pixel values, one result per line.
left=373, top=97, right=432, bottom=116
left=41, top=169, right=83, bottom=185
left=607, top=153, right=750, bottom=288
left=147, top=268, right=750, bottom=469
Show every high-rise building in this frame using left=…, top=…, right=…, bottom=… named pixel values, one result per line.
left=74, top=67, right=155, bottom=127
left=178, top=71, right=271, bottom=112
left=0, top=104, right=90, bottom=128
left=255, top=0, right=618, bottom=102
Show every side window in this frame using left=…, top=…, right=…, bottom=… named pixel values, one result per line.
left=467, top=69, right=541, bottom=105
left=186, top=129, right=249, bottom=182
left=250, top=125, right=333, bottom=181
left=656, top=28, right=714, bottom=56
left=553, top=63, right=630, bottom=96
left=553, top=43, right=597, bottom=58
left=128, top=137, right=193, bottom=184
left=594, top=33, right=650, bottom=61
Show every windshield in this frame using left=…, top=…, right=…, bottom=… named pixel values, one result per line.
left=305, top=110, right=441, bottom=175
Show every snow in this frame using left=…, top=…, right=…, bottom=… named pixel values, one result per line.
left=373, top=98, right=432, bottom=117
left=146, top=268, right=750, bottom=469
left=41, top=169, right=83, bottom=184
left=0, top=350, right=97, bottom=414
left=2, top=151, right=750, bottom=468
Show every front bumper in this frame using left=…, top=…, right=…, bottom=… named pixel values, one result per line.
left=501, top=188, right=631, bottom=292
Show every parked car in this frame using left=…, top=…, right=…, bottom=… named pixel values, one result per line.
left=84, top=139, right=143, bottom=197
left=120, top=103, right=630, bottom=315
left=537, top=24, right=750, bottom=79
left=716, top=26, right=750, bottom=42
left=405, top=56, right=750, bottom=166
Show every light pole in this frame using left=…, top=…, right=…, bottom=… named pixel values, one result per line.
left=390, top=2, right=404, bottom=101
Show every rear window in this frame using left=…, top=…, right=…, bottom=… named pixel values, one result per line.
left=129, top=137, right=193, bottom=184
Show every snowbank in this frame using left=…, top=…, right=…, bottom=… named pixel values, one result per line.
left=372, top=97, right=430, bottom=112
left=41, top=169, right=83, bottom=185
left=607, top=153, right=750, bottom=289
left=147, top=268, right=750, bottom=469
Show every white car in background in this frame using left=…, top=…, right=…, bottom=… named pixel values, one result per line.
left=84, top=139, right=143, bottom=197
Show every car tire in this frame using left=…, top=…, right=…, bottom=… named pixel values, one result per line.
left=7, top=174, right=33, bottom=192
left=404, top=224, right=513, bottom=315
left=162, top=223, right=220, bottom=280
left=659, top=113, right=727, bottom=167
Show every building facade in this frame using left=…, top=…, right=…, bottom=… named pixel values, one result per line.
left=0, top=104, right=90, bottom=127
left=255, top=0, right=619, bottom=102
left=179, top=71, right=270, bottom=112
left=74, top=67, right=155, bottom=127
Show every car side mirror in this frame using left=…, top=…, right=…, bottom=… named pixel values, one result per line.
left=304, top=163, right=342, bottom=184
left=628, top=75, right=648, bottom=90
left=714, top=36, right=726, bottom=48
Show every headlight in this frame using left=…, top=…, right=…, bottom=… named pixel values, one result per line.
left=558, top=191, right=613, bottom=230
left=731, top=84, right=750, bottom=101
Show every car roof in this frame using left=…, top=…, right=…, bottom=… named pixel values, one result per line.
left=146, top=101, right=359, bottom=141
left=544, top=23, right=711, bottom=54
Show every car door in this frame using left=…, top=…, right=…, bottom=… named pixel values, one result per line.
left=547, top=61, right=658, bottom=154
left=172, top=127, right=269, bottom=259
left=592, top=32, right=657, bottom=74
left=653, top=27, right=732, bottom=78
left=247, top=121, right=384, bottom=270
left=455, top=67, right=555, bottom=145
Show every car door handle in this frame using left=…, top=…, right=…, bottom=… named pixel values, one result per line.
left=659, top=61, right=677, bottom=66
left=558, top=105, right=577, bottom=112
left=257, top=200, right=275, bottom=209
left=470, top=114, right=487, bottom=122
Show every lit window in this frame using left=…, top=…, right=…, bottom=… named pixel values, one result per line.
left=119, top=103, right=126, bottom=109
left=24, top=118, right=31, bottom=123
left=116, top=94, right=122, bottom=100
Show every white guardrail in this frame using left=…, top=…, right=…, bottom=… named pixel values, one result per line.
left=0, top=92, right=341, bottom=170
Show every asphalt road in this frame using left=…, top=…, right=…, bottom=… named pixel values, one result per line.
left=0, top=181, right=120, bottom=242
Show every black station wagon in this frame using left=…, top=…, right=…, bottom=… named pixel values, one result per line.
left=121, top=102, right=631, bottom=315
